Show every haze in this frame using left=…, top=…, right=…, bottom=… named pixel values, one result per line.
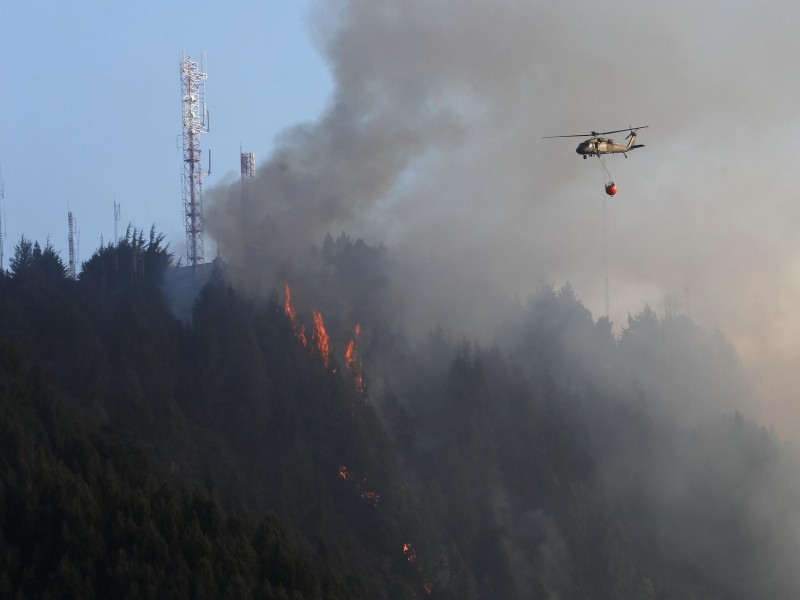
left=205, top=0, right=800, bottom=437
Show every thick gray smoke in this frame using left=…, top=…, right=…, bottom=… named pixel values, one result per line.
left=206, top=0, right=800, bottom=434
left=202, top=3, right=800, bottom=594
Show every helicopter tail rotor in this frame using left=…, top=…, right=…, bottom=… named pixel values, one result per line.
left=625, top=125, right=648, bottom=140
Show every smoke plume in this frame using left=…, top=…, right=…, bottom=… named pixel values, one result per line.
left=206, top=0, right=800, bottom=434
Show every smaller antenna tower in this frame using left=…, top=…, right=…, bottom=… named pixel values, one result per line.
left=239, top=148, right=255, bottom=268
left=114, top=200, right=121, bottom=243
left=68, top=211, right=77, bottom=279
left=240, top=148, right=255, bottom=180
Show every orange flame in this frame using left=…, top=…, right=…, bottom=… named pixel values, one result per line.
left=284, top=284, right=308, bottom=347
left=402, top=543, right=417, bottom=563
left=284, top=283, right=296, bottom=322
left=345, top=323, right=366, bottom=396
left=312, top=311, right=331, bottom=367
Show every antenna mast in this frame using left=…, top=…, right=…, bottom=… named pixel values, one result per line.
left=240, top=148, right=255, bottom=180
left=239, top=147, right=255, bottom=268
left=68, top=211, right=77, bottom=279
left=114, top=199, right=121, bottom=243
left=180, top=50, right=210, bottom=270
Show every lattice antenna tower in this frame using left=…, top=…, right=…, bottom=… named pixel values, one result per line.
left=180, top=50, right=210, bottom=270
left=68, top=211, right=77, bottom=279
left=238, top=148, right=255, bottom=268
left=240, top=147, right=255, bottom=180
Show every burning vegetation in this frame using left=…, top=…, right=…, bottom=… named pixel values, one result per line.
left=311, top=310, right=331, bottom=368
left=345, top=323, right=367, bottom=398
left=284, top=285, right=371, bottom=385
left=284, top=285, right=333, bottom=369
left=402, top=543, right=417, bottom=564
left=338, top=465, right=379, bottom=506
left=284, top=283, right=307, bottom=347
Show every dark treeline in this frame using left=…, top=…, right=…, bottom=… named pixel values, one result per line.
left=1, top=230, right=798, bottom=599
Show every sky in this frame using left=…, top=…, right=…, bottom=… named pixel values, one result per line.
left=0, top=0, right=331, bottom=263
left=4, top=0, right=800, bottom=437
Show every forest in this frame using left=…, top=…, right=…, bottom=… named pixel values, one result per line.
left=1, top=229, right=799, bottom=599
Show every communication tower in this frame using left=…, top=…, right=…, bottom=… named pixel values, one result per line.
left=240, top=148, right=255, bottom=179
left=239, top=148, right=255, bottom=268
left=114, top=200, right=121, bottom=243
left=68, top=211, right=77, bottom=279
left=180, top=51, right=210, bottom=269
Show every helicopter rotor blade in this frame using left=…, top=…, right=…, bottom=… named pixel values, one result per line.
left=544, top=125, right=648, bottom=139
left=542, top=133, right=596, bottom=139
left=598, top=125, right=649, bottom=136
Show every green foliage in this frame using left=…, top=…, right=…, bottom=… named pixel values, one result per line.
left=9, top=237, right=67, bottom=284
left=0, top=340, right=329, bottom=599
left=81, top=226, right=172, bottom=292
left=0, top=233, right=797, bottom=599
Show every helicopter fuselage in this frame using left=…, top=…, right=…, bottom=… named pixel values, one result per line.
left=576, top=135, right=644, bottom=159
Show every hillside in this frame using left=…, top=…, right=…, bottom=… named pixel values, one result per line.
left=1, top=231, right=798, bottom=599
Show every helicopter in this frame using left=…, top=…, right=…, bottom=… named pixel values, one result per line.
left=543, top=126, right=648, bottom=159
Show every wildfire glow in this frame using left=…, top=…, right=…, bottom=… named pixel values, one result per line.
left=284, top=284, right=308, bottom=347
left=284, top=283, right=296, bottom=322
left=345, top=323, right=366, bottom=396
left=402, top=543, right=417, bottom=564
left=338, top=465, right=379, bottom=507
left=312, top=310, right=331, bottom=367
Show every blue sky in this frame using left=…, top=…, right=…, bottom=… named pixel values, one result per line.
left=0, top=0, right=331, bottom=265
